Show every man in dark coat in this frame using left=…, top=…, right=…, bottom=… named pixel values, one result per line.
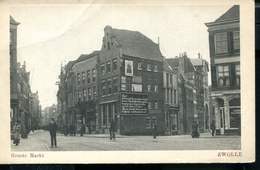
left=109, top=120, right=116, bottom=141
left=49, top=118, right=57, bottom=148
left=210, top=120, right=216, bottom=136
left=152, top=123, right=157, bottom=139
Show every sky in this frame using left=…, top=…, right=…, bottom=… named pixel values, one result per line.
left=10, top=4, right=234, bottom=108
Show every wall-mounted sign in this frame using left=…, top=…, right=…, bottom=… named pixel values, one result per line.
left=121, top=93, right=148, bottom=114
left=132, top=84, right=142, bottom=92
left=125, top=60, right=133, bottom=77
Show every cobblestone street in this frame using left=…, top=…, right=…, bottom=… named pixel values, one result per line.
left=11, top=130, right=241, bottom=151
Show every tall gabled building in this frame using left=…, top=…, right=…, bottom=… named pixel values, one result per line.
left=205, top=5, right=240, bottom=135
left=98, top=26, right=164, bottom=135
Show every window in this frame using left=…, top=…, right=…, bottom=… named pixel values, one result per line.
left=147, top=84, right=151, bottom=92
left=77, top=73, right=81, bottom=83
left=174, top=89, right=177, bottom=104
left=148, top=102, right=152, bottom=109
left=112, top=78, right=118, bottom=93
left=121, top=84, right=126, bottom=91
left=83, top=89, right=87, bottom=101
left=87, top=70, right=91, bottom=83
left=102, top=80, right=106, bottom=96
left=93, top=86, right=96, bottom=98
left=154, top=65, right=158, bottom=72
left=107, top=79, right=112, bottom=94
left=233, top=31, right=240, bottom=50
left=147, top=64, right=152, bottom=71
left=138, top=62, right=142, bottom=70
left=154, top=102, right=158, bottom=109
left=170, top=74, right=173, bottom=86
left=101, top=64, right=105, bottom=75
left=235, top=64, right=240, bottom=87
left=145, top=117, right=151, bottom=129
left=214, top=32, right=228, bottom=54
left=82, top=72, right=86, bottom=81
left=121, top=76, right=126, bottom=83
left=78, top=91, right=82, bottom=102
left=154, top=85, right=158, bottom=93
left=112, top=58, right=117, bottom=71
left=106, top=61, right=111, bottom=73
left=217, top=65, right=230, bottom=87
left=88, top=87, right=92, bottom=100
left=92, top=68, right=96, bottom=82
left=166, top=73, right=169, bottom=87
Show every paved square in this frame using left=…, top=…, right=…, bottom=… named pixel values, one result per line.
left=11, top=130, right=241, bottom=151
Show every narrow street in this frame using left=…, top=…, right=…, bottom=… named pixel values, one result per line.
left=11, top=130, right=241, bottom=151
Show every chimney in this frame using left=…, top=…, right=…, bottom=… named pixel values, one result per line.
left=198, top=53, right=201, bottom=59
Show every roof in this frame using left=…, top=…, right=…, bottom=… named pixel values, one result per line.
left=166, top=58, right=179, bottom=68
left=77, top=51, right=99, bottom=62
left=166, top=56, right=194, bottom=73
left=163, top=59, right=173, bottom=72
left=190, top=58, right=204, bottom=66
left=105, top=26, right=163, bottom=61
left=215, top=5, right=239, bottom=23
left=65, top=51, right=99, bottom=72
left=10, top=16, right=20, bottom=25
left=206, top=5, right=239, bottom=27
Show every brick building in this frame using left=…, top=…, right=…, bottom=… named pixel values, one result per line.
left=190, top=57, right=210, bottom=132
left=166, top=53, right=209, bottom=134
left=205, top=5, right=240, bottom=135
left=57, top=51, right=99, bottom=134
left=162, top=59, right=179, bottom=135
left=10, top=16, right=41, bottom=138
left=30, top=91, right=42, bottom=131
left=10, top=16, right=20, bottom=130
left=97, top=26, right=164, bottom=135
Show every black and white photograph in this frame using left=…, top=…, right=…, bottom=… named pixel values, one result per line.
left=0, top=0, right=255, bottom=164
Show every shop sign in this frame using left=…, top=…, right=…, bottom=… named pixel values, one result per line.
left=121, top=93, right=148, bottom=114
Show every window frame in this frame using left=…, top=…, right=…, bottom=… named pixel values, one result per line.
left=214, top=32, right=228, bottom=54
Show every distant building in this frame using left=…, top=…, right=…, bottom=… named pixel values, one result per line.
left=10, top=16, right=20, bottom=129
left=190, top=57, right=210, bottom=131
left=31, top=91, right=42, bottom=131
left=42, top=104, right=58, bottom=128
left=57, top=51, right=99, bottom=133
left=162, top=59, right=179, bottom=135
left=205, top=5, right=240, bottom=135
left=10, top=15, right=37, bottom=138
left=167, top=53, right=209, bottom=134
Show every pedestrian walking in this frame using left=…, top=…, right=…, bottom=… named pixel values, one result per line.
left=152, top=123, right=157, bottom=139
left=80, top=123, right=85, bottom=136
left=210, top=120, right=216, bottom=136
left=109, top=119, right=116, bottom=141
left=12, top=122, right=21, bottom=146
left=191, top=121, right=200, bottom=138
left=49, top=118, right=57, bottom=148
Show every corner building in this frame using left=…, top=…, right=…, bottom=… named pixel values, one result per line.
left=206, top=5, right=240, bottom=135
left=98, top=26, right=164, bottom=135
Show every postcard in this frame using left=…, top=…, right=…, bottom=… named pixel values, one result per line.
left=0, top=0, right=255, bottom=164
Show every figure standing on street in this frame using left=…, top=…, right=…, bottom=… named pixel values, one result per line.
left=109, top=119, right=116, bottom=141
left=210, top=120, right=216, bottom=136
left=152, top=123, right=157, bottom=139
left=191, top=121, right=200, bottom=138
left=80, top=123, right=85, bottom=136
left=49, top=118, right=57, bottom=148
left=13, top=122, right=21, bottom=146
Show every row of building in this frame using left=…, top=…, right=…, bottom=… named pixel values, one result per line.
left=56, top=5, right=240, bottom=136
left=56, top=25, right=210, bottom=135
left=10, top=16, right=42, bottom=138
